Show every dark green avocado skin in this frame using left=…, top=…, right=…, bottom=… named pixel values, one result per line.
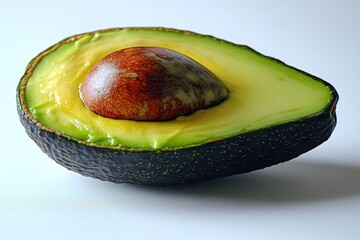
left=17, top=84, right=338, bottom=185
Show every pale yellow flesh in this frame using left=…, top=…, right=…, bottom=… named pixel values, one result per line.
left=25, top=29, right=332, bottom=149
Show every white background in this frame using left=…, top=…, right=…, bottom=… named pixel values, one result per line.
left=1, top=1, right=360, bottom=239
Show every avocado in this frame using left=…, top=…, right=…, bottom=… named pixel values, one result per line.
left=17, top=27, right=338, bottom=185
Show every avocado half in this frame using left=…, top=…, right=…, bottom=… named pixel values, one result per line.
left=17, top=27, right=338, bottom=185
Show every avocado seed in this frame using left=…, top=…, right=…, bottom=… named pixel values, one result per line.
left=80, top=47, right=229, bottom=121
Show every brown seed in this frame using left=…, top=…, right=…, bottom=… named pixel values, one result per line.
left=80, top=47, right=229, bottom=121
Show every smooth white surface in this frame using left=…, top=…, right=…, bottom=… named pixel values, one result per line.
left=1, top=1, right=359, bottom=239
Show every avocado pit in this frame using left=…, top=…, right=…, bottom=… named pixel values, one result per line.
left=80, top=47, right=229, bottom=121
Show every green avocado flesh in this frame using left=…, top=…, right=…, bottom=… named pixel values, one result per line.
left=25, top=28, right=333, bottom=149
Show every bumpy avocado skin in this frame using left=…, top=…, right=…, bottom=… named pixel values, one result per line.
left=17, top=28, right=339, bottom=185
left=17, top=83, right=337, bottom=185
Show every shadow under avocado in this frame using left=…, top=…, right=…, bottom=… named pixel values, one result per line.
left=131, top=159, right=360, bottom=204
